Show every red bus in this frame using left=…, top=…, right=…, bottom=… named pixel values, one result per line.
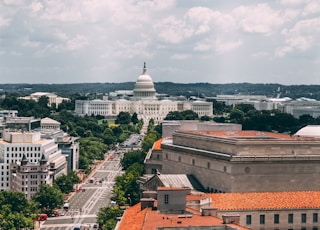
left=34, top=213, right=48, bottom=221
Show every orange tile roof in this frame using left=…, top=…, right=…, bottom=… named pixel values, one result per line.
left=118, top=203, right=147, bottom=230
left=142, top=211, right=227, bottom=229
left=153, top=138, right=162, bottom=151
left=118, top=195, right=250, bottom=230
left=208, top=191, right=320, bottom=210
left=186, top=194, right=208, bottom=201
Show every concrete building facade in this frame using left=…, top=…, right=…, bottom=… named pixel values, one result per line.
left=0, top=131, right=67, bottom=196
left=11, top=154, right=50, bottom=200
left=161, top=129, right=320, bottom=193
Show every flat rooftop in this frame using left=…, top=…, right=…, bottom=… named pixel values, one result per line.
left=184, top=130, right=318, bottom=141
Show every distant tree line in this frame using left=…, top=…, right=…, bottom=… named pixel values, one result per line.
left=213, top=104, right=320, bottom=134
left=2, top=82, right=320, bottom=100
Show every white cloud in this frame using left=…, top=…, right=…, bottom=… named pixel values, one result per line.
left=23, top=38, right=41, bottom=48
left=194, top=40, right=212, bottom=52
left=251, top=51, right=270, bottom=58
left=280, top=0, right=307, bottom=6
left=136, top=0, right=175, bottom=11
left=277, top=17, right=320, bottom=56
left=30, top=1, right=43, bottom=13
left=1, top=0, right=320, bottom=84
left=232, top=3, right=285, bottom=35
left=0, top=16, right=10, bottom=27
left=110, top=40, right=153, bottom=59
left=154, top=16, right=193, bottom=44
left=66, top=35, right=88, bottom=51
left=214, top=39, right=242, bottom=54
left=303, top=0, right=320, bottom=15
left=170, top=53, right=191, bottom=60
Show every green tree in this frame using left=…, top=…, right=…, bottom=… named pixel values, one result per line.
left=38, top=96, right=49, bottom=108
left=115, top=112, right=131, bottom=125
left=181, top=110, right=199, bottom=120
left=0, top=191, right=37, bottom=230
left=33, top=184, right=64, bottom=215
left=200, top=115, right=211, bottom=121
left=97, top=206, right=123, bottom=230
left=229, top=109, right=245, bottom=124
left=55, top=171, right=81, bottom=194
left=131, top=112, right=139, bottom=124
left=54, top=175, right=73, bottom=194
left=121, top=150, right=146, bottom=170
left=164, top=111, right=183, bottom=120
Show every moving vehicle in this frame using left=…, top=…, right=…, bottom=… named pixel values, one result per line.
left=63, top=202, right=70, bottom=210
left=34, top=213, right=48, bottom=221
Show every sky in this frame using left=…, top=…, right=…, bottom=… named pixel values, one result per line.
left=0, top=0, right=320, bottom=85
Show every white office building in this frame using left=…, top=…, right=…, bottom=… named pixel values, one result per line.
left=0, top=131, right=67, bottom=195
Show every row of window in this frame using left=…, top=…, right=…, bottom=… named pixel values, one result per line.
left=1, top=165, right=9, bottom=170
left=22, top=174, right=46, bottom=179
left=170, top=155, right=228, bottom=172
left=1, top=171, right=9, bottom=176
left=6, top=147, right=41, bottom=152
left=7, top=153, right=41, bottom=158
left=22, top=180, right=46, bottom=186
left=246, top=213, right=318, bottom=225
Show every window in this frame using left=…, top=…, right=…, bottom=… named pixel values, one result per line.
left=301, top=213, right=307, bottom=223
left=246, top=215, right=251, bottom=225
left=288, top=214, right=294, bottom=223
left=192, top=159, right=195, bottom=165
left=260, top=214, right=265, bottom=224
left=164, top=194, right=169, bottom=204
left=207, top=162, right=210, bottom=169
left=178, top=156, right=181, bottom=162
left=313, top=213, right=318, bottom=223
left=274, top=214, right=280, bottom=224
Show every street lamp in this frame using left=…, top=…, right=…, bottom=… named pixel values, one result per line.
left=127, top=194, right=132, bottom=206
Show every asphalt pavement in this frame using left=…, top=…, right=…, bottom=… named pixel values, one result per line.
left=40, top=152, right=124, bottom=230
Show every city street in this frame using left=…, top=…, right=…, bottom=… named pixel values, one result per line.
left=40, top=152, right=124, bottom=230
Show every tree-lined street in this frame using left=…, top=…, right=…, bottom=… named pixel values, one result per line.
left=40, top=152, right=123, bottom=230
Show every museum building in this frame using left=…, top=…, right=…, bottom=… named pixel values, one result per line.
left=161, top=126, right=320, bottom=193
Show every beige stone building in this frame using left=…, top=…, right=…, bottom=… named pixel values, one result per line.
left=161, top=129, right=320, bottom=193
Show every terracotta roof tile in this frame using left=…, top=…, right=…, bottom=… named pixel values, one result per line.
left=118, top=203, right=147, bottom=230
left=118, top=199, right=250, bottom=230
left=153, top=138, right=162, bottom=151
left=208, top=191, right=320, bottom=210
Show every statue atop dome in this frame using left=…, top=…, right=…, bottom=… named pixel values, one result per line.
left=143, top=62, right=147, bottom=74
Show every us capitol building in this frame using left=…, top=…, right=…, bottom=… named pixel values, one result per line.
left=75, top=63, right=213, bottom=123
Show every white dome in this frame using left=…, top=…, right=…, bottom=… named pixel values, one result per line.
left=137, top=74, right=153, bottom=83
left=133, top=63, right=156, bottom=99
left=294, top=125, right=320, bottom=138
